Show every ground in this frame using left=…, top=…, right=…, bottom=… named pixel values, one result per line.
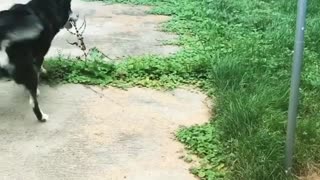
left=0, top=0, right=209, bottom=179
left=0, top=83, right=210, bottom=179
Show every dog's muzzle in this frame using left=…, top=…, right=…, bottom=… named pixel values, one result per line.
left=64, top=11, right=79, bottom=29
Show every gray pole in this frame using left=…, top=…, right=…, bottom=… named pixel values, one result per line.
left=284, top=0, right=307, bottom=175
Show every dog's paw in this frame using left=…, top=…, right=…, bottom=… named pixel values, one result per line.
left=39, top=113, right=49, bottom=122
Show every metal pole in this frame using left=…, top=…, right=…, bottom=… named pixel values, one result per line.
left=284, top=0, right=307, bottom=175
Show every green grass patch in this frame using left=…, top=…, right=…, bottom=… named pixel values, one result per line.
left=44, top=50, right=207, bottom=89
left=45, top=0, right=320, bottom=179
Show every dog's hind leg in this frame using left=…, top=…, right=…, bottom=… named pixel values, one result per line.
left=28, top=89, right=48, bottom=122
left=34, top=56, right=46, bottom=97
left=15, top=64, right=48, bottom=122
left=26, top=69, right=48, bottom=122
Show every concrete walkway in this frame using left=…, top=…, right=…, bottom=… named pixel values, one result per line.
left=0, top=82, right=210, bottom=179
left=0, top=1, right=208, bottom=179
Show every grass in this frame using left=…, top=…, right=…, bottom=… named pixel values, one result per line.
left=44, top=49, right=205, bottom=89
left=45, top=0, right=320, bottom=179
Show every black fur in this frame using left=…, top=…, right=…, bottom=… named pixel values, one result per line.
left=0, top=0, right=76, bottom=122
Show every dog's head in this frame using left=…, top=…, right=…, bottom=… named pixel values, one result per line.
left=52, top=0, right=79, bottom=30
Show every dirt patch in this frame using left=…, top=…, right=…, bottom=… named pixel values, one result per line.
left=300, top=174, right=320, bottom=180
left=299, top=166, right=320, bottom=180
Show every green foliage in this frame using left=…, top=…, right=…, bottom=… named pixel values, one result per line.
left=47, top=0, right=320, bottom=179
left=44, top=59, right=115, bottom=85
left=44, top=52, right=206, bottom=89
left=177, top=124, right=226, bottom=179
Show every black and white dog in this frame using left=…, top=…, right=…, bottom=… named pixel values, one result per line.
left=0, top=0, right=78, bottom=122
